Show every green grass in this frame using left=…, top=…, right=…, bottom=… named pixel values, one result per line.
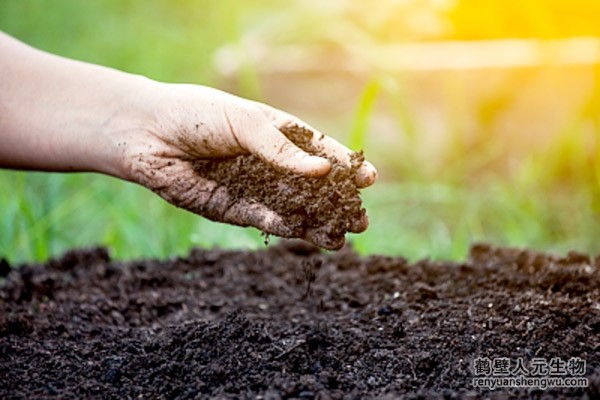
left=0, top=172, right=267, bottom=263
left=1, top=0, right=599, bottom=263
left=354, top=180, right=599, bottom=260
left=348, top=77, right=381, bottom=151
left=2, top=170, right=597, bottom=264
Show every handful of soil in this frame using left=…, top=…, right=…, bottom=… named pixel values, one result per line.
left=193, top=125, right=366, bottom=250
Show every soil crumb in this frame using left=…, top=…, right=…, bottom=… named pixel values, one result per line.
left=1, top=242, right=599, bottom=399
left=193, top=125, right=366, bottom=249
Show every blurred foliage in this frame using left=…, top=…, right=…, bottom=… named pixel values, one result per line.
left=0, top=0, right=289, bottom=88
left=1, top=0, right=599, bottom=263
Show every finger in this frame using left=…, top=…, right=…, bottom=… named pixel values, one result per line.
left=200, top=185, right=303, bottom=238
left=304, top=228, right=346, bottom=251
left=131, top=155, right=304, bottom=239
left=244, top=122, right=331, bottom=177
left=222, top=199, right=301, bottom=238
left=263, top=108, right=378, bottom=188
left=356, top=161, right=378, bottom=188
left=293, top=124, right=378, bottom=188
left=262, top=108, right=353, bottom=166
left=196, top=181, right=297, bottom=236
left=348, top=213, right=369, bottom=234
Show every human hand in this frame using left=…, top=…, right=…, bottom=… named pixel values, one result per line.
left=0, top=33, right=376, bottom=249
left=123, top=84, right=378, bottom=248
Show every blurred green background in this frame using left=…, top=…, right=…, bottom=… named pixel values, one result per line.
left=1, top=0, right=599, bottom=263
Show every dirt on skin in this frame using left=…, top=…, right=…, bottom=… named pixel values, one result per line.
left=1, top=241, right=599, bottom=399
left=193, top=125, right=366, bottom=250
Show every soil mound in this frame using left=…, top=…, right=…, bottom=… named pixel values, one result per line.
left=1, top=242, right=599, bottom=398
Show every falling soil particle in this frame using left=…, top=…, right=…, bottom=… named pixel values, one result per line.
left=193, top=125, right=366, bottom=249
left=1, top=242, right=599, bottom=398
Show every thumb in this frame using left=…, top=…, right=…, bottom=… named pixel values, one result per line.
left=245, top=123, right=331, bottom=177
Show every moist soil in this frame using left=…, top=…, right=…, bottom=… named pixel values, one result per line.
left=193, top=125, right=365, bottom=250
left=1, top=241, right=599, bottom=399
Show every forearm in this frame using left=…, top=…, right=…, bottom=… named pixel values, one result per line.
left=0, top=32, right=153, bottom=178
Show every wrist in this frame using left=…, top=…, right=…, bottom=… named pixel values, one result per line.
left=93, top=74, right=160, bottom=181
left=0, top=34, right=163, bottom=178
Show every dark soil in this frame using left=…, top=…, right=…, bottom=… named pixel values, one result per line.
left=1, top=242, right=599, bottom=399
left=193, top=125, right=365, bottom=250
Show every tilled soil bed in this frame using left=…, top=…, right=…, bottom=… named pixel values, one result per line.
left=1, top=241, right=599, bottom=399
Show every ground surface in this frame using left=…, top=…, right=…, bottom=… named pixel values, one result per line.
left=0, top=242, right=599, bottom=399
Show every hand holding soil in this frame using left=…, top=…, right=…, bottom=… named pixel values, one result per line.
left=0, top=33, right=377, bottom=249
left=125, top=84, right=377, bottom=249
